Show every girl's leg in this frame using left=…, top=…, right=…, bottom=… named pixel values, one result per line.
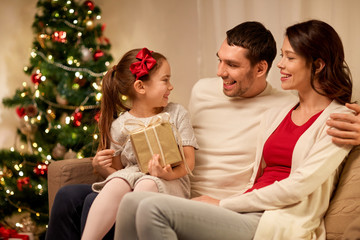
left=135, top=194, right=261, bottom=240
left=133, top=178, right=159, bottom=192
left=81, top=178, right=131, bottom=240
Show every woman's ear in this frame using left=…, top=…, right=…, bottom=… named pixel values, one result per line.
left=256, top=60, right=268, bottom=77
left=133, top=80, right=145, bottom=94
left=314, top=58, right=325, bottom=75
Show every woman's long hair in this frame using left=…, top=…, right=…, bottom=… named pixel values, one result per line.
left=286, top=19, right=352, bottom=104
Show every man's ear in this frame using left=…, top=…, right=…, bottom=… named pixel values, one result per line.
left=133, top=80, right=145, bottom=94
left=314, top=58, right=325, bottom=75
left=256, top=60, right=268, bottom=77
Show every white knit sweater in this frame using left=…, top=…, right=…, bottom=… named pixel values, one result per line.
left=189, top=77, right=295, bottom=199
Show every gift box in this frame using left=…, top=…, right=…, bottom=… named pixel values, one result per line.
left=130, top=121, right=183, bottom=173
left=0, top=226, right=31, bottom=240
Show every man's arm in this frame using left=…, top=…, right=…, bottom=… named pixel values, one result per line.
left=327, top=103, right=360, bottom=145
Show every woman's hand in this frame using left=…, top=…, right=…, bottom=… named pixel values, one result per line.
left=148, top=154, right=174, bottom=180
left=327, top=103, right=360, bottom=145
left=192, top=195, right=220, bottom=206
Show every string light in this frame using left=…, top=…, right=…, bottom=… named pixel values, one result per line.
left=14, top=165, right=20, bottom=171
left=30, top=50, right=37, bottom=58
left=96, top=93, right=102, bottom=101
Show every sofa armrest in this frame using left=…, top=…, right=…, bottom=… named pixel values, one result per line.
left=325, top=145, right=360, bottom=239
left=47, top=157, right=103, bottom=213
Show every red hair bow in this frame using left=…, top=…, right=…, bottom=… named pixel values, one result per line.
left=130, top=48, right=157, bottom=80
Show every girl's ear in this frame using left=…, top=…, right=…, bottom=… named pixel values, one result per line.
left=133, top=80, right=145, bottom=94
left=314, top=58, right=325, bottom=75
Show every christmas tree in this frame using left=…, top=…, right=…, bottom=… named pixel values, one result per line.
left=0, top=0, right=112, bottom=235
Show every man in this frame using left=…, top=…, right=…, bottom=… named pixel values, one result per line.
left=46, top=21, right=360, bottom=240
left=114, top=21, right=360, bottom=239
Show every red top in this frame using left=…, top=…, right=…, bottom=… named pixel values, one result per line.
left=245, top=106, right=323, bottom=193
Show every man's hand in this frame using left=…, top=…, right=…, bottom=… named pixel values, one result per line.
left=191, top=195, right=220, bottom=206
left=327, top=103, right=360, bottom=145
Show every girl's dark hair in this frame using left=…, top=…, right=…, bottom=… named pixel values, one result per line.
left=286, top=20, right=352, bottom=104
left=98, top=48, right=166, bottom=150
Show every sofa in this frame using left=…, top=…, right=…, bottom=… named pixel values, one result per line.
left=47, top=145, right=360, bottom=239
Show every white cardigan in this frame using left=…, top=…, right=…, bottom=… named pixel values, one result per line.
left=220, top=100, right=353, bottom=239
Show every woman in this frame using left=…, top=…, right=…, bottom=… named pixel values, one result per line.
left=115, top=20, right=354, bottom=240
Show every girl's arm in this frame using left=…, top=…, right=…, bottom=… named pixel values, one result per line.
left=92, top=149, right=124, bottom=179
left=148, top=145, right=195, bottom=180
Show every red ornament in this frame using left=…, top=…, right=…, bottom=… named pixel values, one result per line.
left=84, top=0, right=95, bottom=10
left=16, top=107, right=26, bottom=118
left=31, top=73, right=42, bottom=84
left=72, top=110, right=83, bottom=127
left=93, top=49, right=104, bottom=61
left=17, top=177, right=31, bottom=191
left=52, top=31, right=67, bottom=43
left=33, top=164, right=48, bottom=176
left=0, top=226, right=17, bottom=238
left=94, top=111, right=100, bottom=122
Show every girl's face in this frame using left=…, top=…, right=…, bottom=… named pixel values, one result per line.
left=277, top=36, right=312, bottom=93
left=143, top=60, right=173, bottom=108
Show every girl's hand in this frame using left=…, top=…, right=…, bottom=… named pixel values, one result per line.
left=92, top=149, right=114, bottom=171
left=148, top=154, right=174, bottom=180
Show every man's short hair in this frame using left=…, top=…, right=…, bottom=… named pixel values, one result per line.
left=226, top=21, right=277, bottom=73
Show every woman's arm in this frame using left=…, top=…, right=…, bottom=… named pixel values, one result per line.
left=148, top=145, right=195, bottom=180
left=220, top=124, right=352, bottom=213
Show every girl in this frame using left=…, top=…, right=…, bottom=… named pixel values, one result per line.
left=115, top=20, right=354, bottom=240
left=81, top=48, right=198, bottom=240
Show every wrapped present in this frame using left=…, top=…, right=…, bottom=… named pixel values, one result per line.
left=0, top=226, right=30, bottom=240
left=126, top=113, right=183, bottom=173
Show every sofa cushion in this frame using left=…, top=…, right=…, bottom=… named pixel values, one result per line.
left=325, top=145, right=360, bottom=239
